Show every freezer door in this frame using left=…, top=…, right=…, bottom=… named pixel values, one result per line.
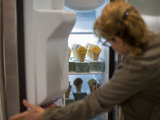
left=24, top=0, right=76, bottom=105
left=1, top=0, right=20, bottom=118
left=0, top=96, right=5, bottom=120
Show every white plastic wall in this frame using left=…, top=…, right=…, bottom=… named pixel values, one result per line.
left=24, top=0, right=76, bottom=105
left=34, top=0, right=64, bottom=10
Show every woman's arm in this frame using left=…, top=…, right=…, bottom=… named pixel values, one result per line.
left=9, top=59, right=151, bottom=120
left=43, top=61, right=151, bottom=120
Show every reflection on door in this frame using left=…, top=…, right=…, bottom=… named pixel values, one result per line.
left=0, top=95, right=4, bottom=120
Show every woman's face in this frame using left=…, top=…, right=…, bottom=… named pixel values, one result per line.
left=109, top=37, right=134, bottom=55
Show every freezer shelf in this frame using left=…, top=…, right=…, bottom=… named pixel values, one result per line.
left=69, top=72, right=103, bottom=75
left=69, top=60, right=105, bottom=73
left=67, top=74, right=107, bottom=120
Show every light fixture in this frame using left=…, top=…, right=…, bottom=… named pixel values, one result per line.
left=65, top=0, right=105, bottom=11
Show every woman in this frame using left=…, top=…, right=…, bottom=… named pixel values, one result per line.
left=10, top=0, right=160, bottom=120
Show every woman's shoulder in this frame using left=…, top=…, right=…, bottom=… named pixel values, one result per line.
left=139, top=32, right=160, bottom=60
left=126, top=33, right=160, bottom=71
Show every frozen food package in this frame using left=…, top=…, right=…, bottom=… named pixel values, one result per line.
left=87, top=44, right=101, bottom=61
left=72, top=44, right=87, bottom=62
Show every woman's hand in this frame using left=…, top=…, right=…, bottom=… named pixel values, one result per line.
left=9, top=100, right=45, bottom=120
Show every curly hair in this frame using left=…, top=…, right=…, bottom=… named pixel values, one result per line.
left=94, top=0, right=150, bottom=57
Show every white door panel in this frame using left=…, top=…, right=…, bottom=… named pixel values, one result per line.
left=24, top=0, right=76, bottom=105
